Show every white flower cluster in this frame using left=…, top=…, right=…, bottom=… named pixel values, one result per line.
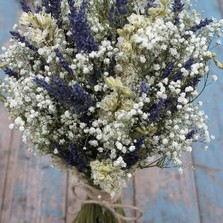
left=0, top=0, right=222, bottom=196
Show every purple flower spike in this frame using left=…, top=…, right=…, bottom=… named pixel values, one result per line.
left=68, top=0, right=98, bottom=53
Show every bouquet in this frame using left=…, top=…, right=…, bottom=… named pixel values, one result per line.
left=1, top=0, right=223, bottom=222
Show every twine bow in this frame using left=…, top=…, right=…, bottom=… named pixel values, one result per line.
left=72, top=181, right=143, bottom=223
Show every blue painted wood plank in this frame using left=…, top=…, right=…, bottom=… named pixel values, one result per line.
left=0, top=0, right=19, bottom=45
left=0, top=130, right=67, bottom=223
left=0, top=0, right=20, bottom=220
left=0, top=106, right=13, bottom=219
left=0, top=0, right=20, bottom=80
left=0, top=3, right=68, bottom=222
left=135, top=1, right=223, bottom=222
left=192, top=1, right=223, bottom=222
left=135, top=162, right=200, bottom=223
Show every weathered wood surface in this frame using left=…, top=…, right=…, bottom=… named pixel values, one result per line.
left=0, top=106, right=13, bottom=220
left=0, top=1, right=223, bottom=223
left=192, top=1, right=223, bottom=222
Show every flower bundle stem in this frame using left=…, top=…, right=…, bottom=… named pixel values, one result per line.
left=73, top=198, right=126, bottom=223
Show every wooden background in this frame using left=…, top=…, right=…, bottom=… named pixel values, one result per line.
left=0, top=1, right=223, bottom=222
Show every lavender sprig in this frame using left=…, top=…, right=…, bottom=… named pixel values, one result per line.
left=1, top=0, right=222, bottom=197
left=123, top=136, right=144, bottom=168
left=50, top=0, right=61, bottom=19
left=68, top=0, right=98, bottom=53
left=42, top=0, right=51, bottom=14
left=173, top=58, right=195, bottom=81
left=108, top=0, right=128, bottom=29
left=190, top=18, right=213, bottom=32
left=162, top=63, right=174, bottom=79
left=54, top=49, right=73, bottom=75
left=20, top=0, right=31, bottom=13
left=173, top=0, right=185, bottom=13
left=34, top=76, right=94, bottom=114
left=146, top=0, right=157, bottom=10
left=186, top=129, right=197, bottom=140
left=140, top=81, right=150, bottom=94
left=10, top=31, right=37, bottom=51
left=172, top=0, right=185, bottom=24
left=183, top=18, right=213, bottom=39
left=148, top=99, right=165, bottom=123
left=116, top=0, right=128, bottom=15
left=4, top=67, right=20, bottom=80
left=56, top=143, right=87, bottom=172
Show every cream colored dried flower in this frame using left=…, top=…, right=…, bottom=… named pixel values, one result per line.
left=99, top=92, right=119, bottom=112
left=20, top=12, right=61, bottom=46
left=105, top=77, right=132, bottom=97
left=90, top=160, right=127, bottom=197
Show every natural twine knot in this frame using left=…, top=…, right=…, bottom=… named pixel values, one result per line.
left=72, top=181, right=143, bottom=223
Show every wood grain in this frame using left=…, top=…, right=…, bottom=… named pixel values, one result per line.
left=134, top=155, right=200, bottom=223
left=0, top=128, right=68, bottom=223
left=0, top=105, right=13, bottom=219
left=192, top=1, right=223, bottom=223
left=122, top=179, right=135, bottom=221
left=0, top=0, right=20, bottom=46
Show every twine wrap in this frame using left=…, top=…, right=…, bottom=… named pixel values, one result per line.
left=72, top=181, right=143, bottom=223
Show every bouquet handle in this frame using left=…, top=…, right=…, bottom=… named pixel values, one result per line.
left=72, top=182, right=143, bottom=223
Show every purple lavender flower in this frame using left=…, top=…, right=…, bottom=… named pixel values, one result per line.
left=35, top=5, right=42, bottom=13
left=184, top=76, right=200, bottom=90
left=140, top=81, right=150, bottom=94
left=173, top=71, right=184, bottom=81
left=20, top=0, right=31, bottom=13
left=173, top=58, right=195, bottom=81
left=123, top=152, right=138, bottom=168
left=89, top=67, right=102, bottom=86
left=108, top=55, right=116, bottom=76
left=54, top=49, right=73, bottom=75
left=4, top=67, right=20, bottom=80
left=164, top=97, right=177, bottom=114
left=50, top=0, right=61, bottom=19
left=174, top=17, right=180, bottom=25
left=172, top=0, right=184, bottom=24
left=162, top=63, right=174, bottom=79
left=56, top=143, right=87, bottom=172
left=108, top=0, right=128, bottom=29
left=186, top=129, right=197, bottom=140
left=42, top=0, right=51, bottom=14
left=145, top=0, right=158, bottom=15
left=68, top=0, right=98, bottom=53
left=173, top=0, right=184, bottom=13
left=148, top=99, right=165, bottom=123
left=184, top=58, right=195, bottom=70
left=41, top=0, right=61, bottom=18
left=10, top=31, right=37, bottom=52
left=184, top=18, right=213, bottom=39
left=34, top=76, right=94, bottom=114
left=191, top=77, right=200, bottom=88
left=189, top=18, right=213, bottom=32
left=123, top=137, right=144, bottom=168
left=51, top=0, right=61, bottom=18
left=146, top=0, right=157, bottom=9
left=134, top=136, right=145, bottom=149
left=116, top=0, right=128, bottom=14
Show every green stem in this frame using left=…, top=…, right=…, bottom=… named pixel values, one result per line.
left=72, top=197, right=126, bottom=223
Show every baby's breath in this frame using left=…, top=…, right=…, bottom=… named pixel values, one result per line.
left=0, top=0, right=222, bottom=196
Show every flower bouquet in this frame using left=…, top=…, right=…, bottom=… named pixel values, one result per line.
left=1, top=0, right=223, bottom=222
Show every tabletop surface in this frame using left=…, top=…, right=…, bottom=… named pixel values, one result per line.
left=0, top=1, right=223, bottom=223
